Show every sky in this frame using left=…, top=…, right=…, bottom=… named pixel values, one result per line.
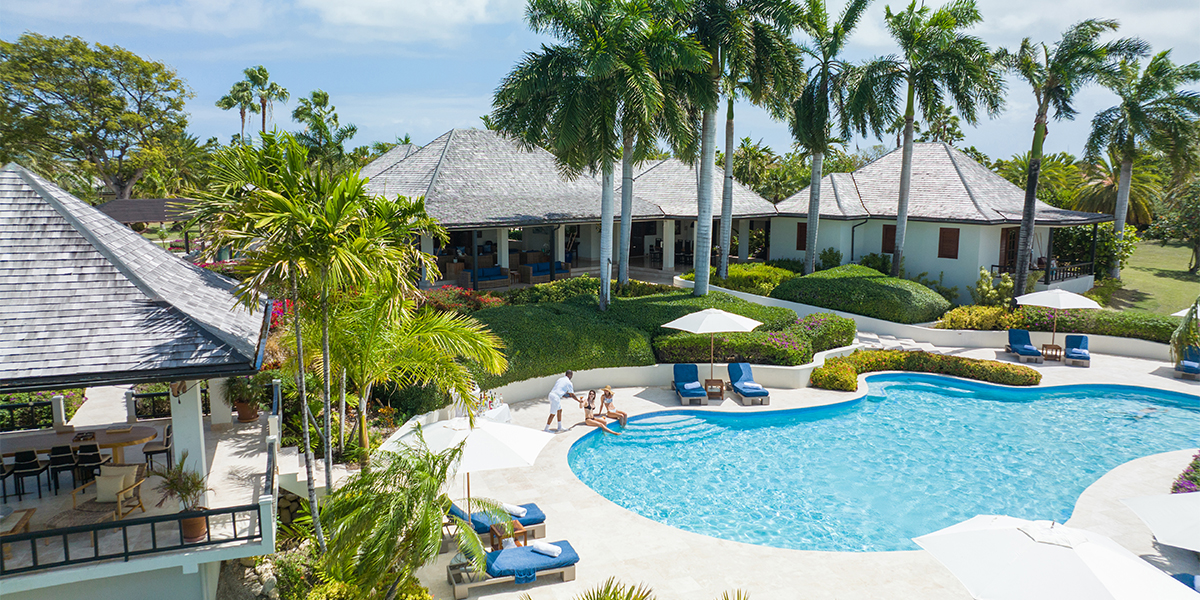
left=3, top=0, right=1198, bottom=164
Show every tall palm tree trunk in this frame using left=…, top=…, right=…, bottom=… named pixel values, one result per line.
left=694, top=80, right=719, bottom=296
left=618, top=129, right=634, bottom=285
left=338, top=369, right=346, bottom=453
left=1013, top=113, right=1047, bottom=302
left=599, top=160, right=615, bottom=310
left=1110, top=156, right=1134, bottom=279
left=261, top=99, right=268, bottom=133
left=358, top=381, right=372, bottom=470
left=892, top=84, right=917, bottom=278
left=239, top=108, right=246, bottom=140
left=320, top=267, right=334, bottom=492
left=291, top=268, right=326, bottom=551
left=718, top=97, right=736, bottom=280
left=805, top=150, right=824, bottom=274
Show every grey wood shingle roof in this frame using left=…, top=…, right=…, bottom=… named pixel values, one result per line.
left=774, top=143, right=1111, bottom=226
left=623, top=158, right=777, bottom=219
left=360, top=143, right=419, bottom=179
left=365, top=129, right=664, bottom=228
left=96, top=198, right=193, bottom=224
left=1, top=164, right=269, bottom=392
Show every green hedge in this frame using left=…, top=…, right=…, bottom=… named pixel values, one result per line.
left=653, top=313, right=857, bottom=366
left=597, top=290, right=796, bottom=334
left=934, top=305, right=1181, bottom=344
left=680, top=263, right=797, bottom=295
left=504, top=276, right=675, bottom=305
left=769, top=264, right=951, bottom=324
left=810, top=350, right=1042, bottom=391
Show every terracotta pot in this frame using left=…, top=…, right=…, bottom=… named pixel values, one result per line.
left=234, top=401, right=259, bottom=423
left=181, top=509, right=208, bottom=543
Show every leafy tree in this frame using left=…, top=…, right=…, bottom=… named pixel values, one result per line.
left=292, top=90, right=359, bottom=172
left=961, top=145, right=991, bottom=168
left=996, top=18, right=1146, bottom=299
left=876, top=0, right=1005, bottom=277
left=1051, top=222, right=1140, bottom=279
left=135, top=133, right=218, bottom=198
left=1148, top=179, right=1200, bottom=273
left=993, top=151, right=1084, bottom=208
left=725, top=137, right=779, bottom=190
left=243, top=65, right=290, bottom=133
left=915, top=103, right=963, bottom=143
left=216, top=80, right=259, bottom=140
left=0, top=33, right=191, bottom=199
left=1086, top=50, right=1200, bottom=278
left=1072, top=148, right=1160, bottom=225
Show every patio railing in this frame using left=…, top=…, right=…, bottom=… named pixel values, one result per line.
left=133, top=389, right=211, bottom=420
left=1043, top=261, right=1094, bottom=284
left=0, top=401, right=52, bottom=433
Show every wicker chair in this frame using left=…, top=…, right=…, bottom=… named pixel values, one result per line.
left=71, top=463, right=148, bottom=520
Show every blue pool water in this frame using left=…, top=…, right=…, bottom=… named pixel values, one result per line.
left=567, top=374, right=1200, bottom=552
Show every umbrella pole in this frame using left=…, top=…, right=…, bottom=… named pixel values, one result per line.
left=1053, top=309, right=1058, bottom=347
left=710, top=333, right=715, bottom=380
left=466, top=472, right=471, bottom=516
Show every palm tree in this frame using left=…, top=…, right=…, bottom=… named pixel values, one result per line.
left=1086, top=50, right=1200, bottom=278
left=877, top=0, right=1004, bottom=276
left=996, top=19, right=1147, bottom=299
left=292, top=89, right=360, bottom=173
left=993, top=151, right=1085, bottom=208
left=1072, top=148, right=1160, bottom=226
left=791, top=0, right=894, bottom=275
left=243, top=65, right=290, bottom=134
left=215, top=80, right=260, bottom=140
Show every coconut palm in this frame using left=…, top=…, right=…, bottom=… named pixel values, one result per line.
left=292, top=89, right=360, bottom=173
left=876, top=0, right=1004, bottom=276
left=791, top=0, right=895, bottom=275
left=996, top=19, right=1147, bottom=299
left=1086, top=50, right=1200, bottom=278
left=1072, top=148, right=1160, bottom=226
left=243, top=65, right=290, bottom=134
left=215, top=80, right=260, bottom=140
left=992, top=151, right=1085, bottom=209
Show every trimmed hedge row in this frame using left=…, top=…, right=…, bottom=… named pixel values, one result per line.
left=595, top=290, right=797, bottom=334
left=680, top=263, right=797, bottom=296
left=505, top=276, right=676, bottom=305
left=770, top=264, right=952, bottom=324
left=654, top=313, right=857, bottom=366
left=810, top=350, right=1043, bottom=391
left=935, top=305, right=1181, bottom=344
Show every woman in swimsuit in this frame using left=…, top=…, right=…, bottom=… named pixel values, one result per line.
left=599, top=385, right=628, bottom=427
left=578, top=390, right=620, bottom=435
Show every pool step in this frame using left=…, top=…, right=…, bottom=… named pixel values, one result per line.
left=856, top=332, right=942, bottom=354
left=625, top=415, right=724, bottom=443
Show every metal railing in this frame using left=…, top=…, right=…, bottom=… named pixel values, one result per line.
left=0, top=401, right=52, bottom=433
left=133, top=389, right=211, bottom=420
left=1044, top=261, right=1094, bottom=284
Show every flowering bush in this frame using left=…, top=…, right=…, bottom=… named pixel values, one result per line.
left=270, top=299, right=293, bottom=330
left=935, top=306, right=1011, bottom=330
left=934, top=305, right=1181, bottom=344
left=196, top=259, right=242, bottom=279
left=0, top=389, right=87, bottom=431
left=810, top=350, right=1042, bottom=391
left=168, top=239, right=186, bottom=250
left=422, top=286, right=506, bottom=314
left=1172, top=450, right=1200, bottom=494
left=653, top=313, right=856, bottom=366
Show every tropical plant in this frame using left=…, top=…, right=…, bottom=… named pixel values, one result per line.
left=150, top=451, right=211, bottom=512
left=992, top=151, right=1084, bottom=208
left=791, top=0, right=894, bottom=274
left=243, top=65, right=290, bottom=133
left=1072, top=148, right=1160, bottom=225
left=517, top=578, right=750, bottom=600
left=996, top=19, right=1148, bottom=297
left=134, top=132, right=218, bottom=198
left=216, top=80, right=260, bottom=140
left=1169, top=299, right=1199, bottom=365
left=1149, top=179, right=1200, bottom=273
left=876, top=0, right=1005, bottom=277
left=914, top=103, right=963, bottom=144
left=1086, top=50, right=1200, bottom=278
left=292, top=90, right=360, bottom=173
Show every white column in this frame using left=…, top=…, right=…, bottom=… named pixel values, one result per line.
left=208, top=379, right=232, bottom=430
left=738, top=219, right=751, bottom=262
left=125, top=389, right=138, bottom=424
left=554, top=226, right=566, bottom=263
left=51, top=394, right=73, bottom=433
left=498, top=228, right=510, bottom=268
left=662, top=219, right=675, bottom=271
left=171, top=381, right=209, bottom=482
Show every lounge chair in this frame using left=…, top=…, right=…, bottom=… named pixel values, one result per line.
left=1175, top=345, right=1200, bottom=380
left=449, top=502, right=547, bottom=539
left=1006, top=329, right=1043, bottom=363
left=450, top=541, right=579, bottom=599
left=728, top=363, right=770, bottom=406
left=1063, top=335, right=1090, bottom=367
left=672, top=364, right=708, bottom=406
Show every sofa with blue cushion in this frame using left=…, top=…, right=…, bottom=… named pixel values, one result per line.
left=457, top=266, right=511, bottom=289
left=519, top=261, right=571, bottom=284
left=1175, top=345, right=1200, bottom=380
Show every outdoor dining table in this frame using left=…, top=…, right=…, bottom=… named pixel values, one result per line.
left=0, top=425, right=158, bottom=463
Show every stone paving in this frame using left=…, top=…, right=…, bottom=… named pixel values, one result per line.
left=416, top=348, right=1200, bottom=599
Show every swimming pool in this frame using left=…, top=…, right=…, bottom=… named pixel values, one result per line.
left=567, top=374, right=1200, bottom=552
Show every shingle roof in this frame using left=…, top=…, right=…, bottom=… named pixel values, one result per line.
left=0, top=164, right=269, bottom=392
left=365, top=129, right=664, bottom=228
left=622, top=158, right=778, bottom=219
left=360, top=143, right=419, bottom=179
left=774, top=143, right=1111, bottom=226
left=96, top=198, right=193, bottom=224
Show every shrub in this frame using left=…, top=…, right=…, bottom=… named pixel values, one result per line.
left=652, top=312, right=855, bottom=367
left=935, top=306, right=1011, bottom=330
left=769, top=264, right=951, bottom=324
left=1052, top=222, right=1140, bottom=279
left=306, top=581, right=363, bottom=600
left=1172, top=450, right=1200, bottom=494
left=764, top=258, right=806, bottom=274
left=858, top=252, right=891, bottom=275
left=809, top=358, right=858, bottom=391
left=1083, top=278, right=1124, bottom=307
left=908, top=271, right=959, bottom=303
left=1007, top=306, right=1180, bottom=344
left=601, top=290, right=796, bottom=334
left=372, top=382, right=450, bottom=421
left=818, top=247, right=843, bottom=271
left=422, top=286, right=505, bottom=314
left=0, top=389, right=86, bottom=431
left=810, top=350, right=1042, bottom=391
left=680, top=263, right=797, bottom=295
left=504, top=276, right=675, bottom=305
left=968, top=267, right=1015, bottom=307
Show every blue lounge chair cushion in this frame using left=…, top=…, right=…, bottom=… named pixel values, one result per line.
left=553, top=261, right=569, bottom=274
left=728, top=363, right=769, bottom=397
left=449, top=503, right=546, bottom=535
left=1007, top=329, right=1042, bottom=357
left=477, top=267, right=506, bottom=281
left=486, top=541, right=579, bottom=584
left=1064, top=335, right=1089, bottom=360
left=1179, top=361, right=1200, bottom=375
left=673, top=364, right=706, bottom=397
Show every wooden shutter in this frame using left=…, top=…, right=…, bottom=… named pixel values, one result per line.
left=796, top=222, right=808, bottom=251
left=882, top=224, right=896, bottom=254
left=938, top=227, right=960, bottom=259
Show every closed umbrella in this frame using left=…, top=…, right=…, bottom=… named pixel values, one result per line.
left=914, top=515, right=1198, bottom=599
left=1015, top=289, right=1102, bottom=346
left=1173, top=308, right=1192, bottom=317
left=1121, top=492, right=1200, bottom=553
left=662, top=308, right=762, bottom=379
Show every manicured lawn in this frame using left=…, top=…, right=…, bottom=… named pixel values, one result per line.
left=1110, top=242, right=1200, bottom=315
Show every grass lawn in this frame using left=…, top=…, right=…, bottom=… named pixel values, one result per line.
left=1109, top=241, right=1200, bottom=315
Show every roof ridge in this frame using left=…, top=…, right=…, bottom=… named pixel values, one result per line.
left=632, top=158, right=669, bottom=182
left=941, top=143, right=994, bottom=223
left=424, top=129, right=456, bottom=201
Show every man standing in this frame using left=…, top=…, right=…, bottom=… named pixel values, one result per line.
left=545, top=370, right=579, bottom=432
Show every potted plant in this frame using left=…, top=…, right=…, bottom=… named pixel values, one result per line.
left=151, top=451, right=212, bottom=543
left=224, top=376, right=260, bottom=422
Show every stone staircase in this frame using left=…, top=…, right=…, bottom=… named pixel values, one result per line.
left=855, top=332, right=943, bottom=354
left=276, top=445, right=353, bottom=499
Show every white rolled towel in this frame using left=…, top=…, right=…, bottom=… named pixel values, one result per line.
left=530, top=540, right=562, bottom=558
left=502, top=502, right=527, bottom=518
left=742, top=382, right=764, bottom=390
left=501, top=537, right=517, bottom=549
left=682, top=381, right=702, bottom=390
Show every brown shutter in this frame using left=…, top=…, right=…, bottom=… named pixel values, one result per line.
left=882, top=224, right=896, bottom=254
left=796, top=222, right=808, bottom=251
left=938, top=227, right=960, bottom=259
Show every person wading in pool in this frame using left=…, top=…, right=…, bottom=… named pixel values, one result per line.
left=598, top=385, right=628, bottom=427
left=579, top=389, right=621, bottom=435
left=545, top=370, right=580, bottom=432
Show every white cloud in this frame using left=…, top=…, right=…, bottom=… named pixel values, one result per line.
left=2, top=0, right=278, bottom=34
left=293, top=0, right=527, bottom=43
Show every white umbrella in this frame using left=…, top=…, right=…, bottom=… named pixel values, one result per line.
left=662, top=308, right=763, bottom=379
left=914, top=515, right=1197, bottom=600
left=1122, top=492, right=1200, bottom=553
left=1016, top=289, right=1102, bottom=346
left=1173, top=307, right=1193, bottom=317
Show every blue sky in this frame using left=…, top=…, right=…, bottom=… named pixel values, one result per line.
left=3, top=0, right=1198, bottom=163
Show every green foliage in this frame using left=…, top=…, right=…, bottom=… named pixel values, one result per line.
left=291, top=90, right=359, bottom=174
left=680, top=263, right=797, bottom=295
left=992, top=152, right=1084, bottom=208
left=1170, top=302, right=1199, bottom=364
left=907, top=271, right=959, bottom=303
left=935, top=305, right=1011, bottom=330
left=1172, top=450, right=1200, bottom=494
left=1083, top=278, right=1125, bottom=306
left=764, top=258, right=806, bottom=274
left=1050, top=223, right=1140, bottom=281
left=968, top=268, right=1016, bottom=306
left=149, top=451, right=211, bottom=511
left=818, top=247, right=843, bottom=271
left=391, top=576, right=434, bottom=600
left=305, top=581, right=363, bottom=600
left=275, top=546, right=319, bottom=600
left=1014, top=307, right=1178, bottom=343
left=372, top=382, right=450, bottom=422
left=504, top=276, right=675, bottom=306
left=1148, top=180, right=1200, bottom=274
left=1072, top=149, right=1160, bottom=226
left=811, top=350, right=1042, bottom=391
left=421, top=286, right=505, bottom=314
left=0, top=389, right=86, bottom=431
left=770, top=265, right=952, bottom=324
left=654, top=313, right=856, bottom=366
left=858, top=252, right=892, bottom=276
left=601, top=290, right=796, bottom=334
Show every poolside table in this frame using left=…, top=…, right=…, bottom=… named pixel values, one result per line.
left=1042, top=344, right=1063, bottom=362
left=0, top=425, right=158, bottom=463
left=705, top=379, right=725, bottom=401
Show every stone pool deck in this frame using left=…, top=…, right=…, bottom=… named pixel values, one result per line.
left=416, top=349, right=1200, bottom=599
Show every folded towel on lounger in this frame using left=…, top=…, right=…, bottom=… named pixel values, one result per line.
left=682, top=381, right=702, bottom=390
left=530, top=540, right=562, bottom=558
left=742, top=382, right=764, bottom=389
left=503, top=502, right=527, bottom=517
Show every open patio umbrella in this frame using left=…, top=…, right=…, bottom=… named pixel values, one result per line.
left=662, top=308, right=763, bottom=379
left=1015, top=289, right=1101, bottom=346
left=1121, top=492, right=1200, bottom=553
left=1173, top=307, right=1193, bottom=317
left=914, top=515, right=1198, bottom=599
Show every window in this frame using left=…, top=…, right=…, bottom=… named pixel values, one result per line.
left=796, top=222, right=808, bottom=251
left=938, top=227, right=960, bottom=259
left=881, top=224, right=896, bottom=254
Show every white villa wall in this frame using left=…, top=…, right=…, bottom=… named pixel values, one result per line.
left=6, top=562, right=219, bottom=600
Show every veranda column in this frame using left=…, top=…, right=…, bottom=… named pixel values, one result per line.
left=662, top=219, right=675, bottom=272
left=208, top=378, right=232, bottom=430
left=738, top=219, right=750, bottom=262
left=554, top=226, right=566, bottom=264
left=171, top=381, right=209, bottom=479
left=498, top=228, right=510, bottom=268
left=125, top=389, right=138, bottom=424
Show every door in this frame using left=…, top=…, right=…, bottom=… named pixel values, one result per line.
left=999, top=227, right=1020, bottom=272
